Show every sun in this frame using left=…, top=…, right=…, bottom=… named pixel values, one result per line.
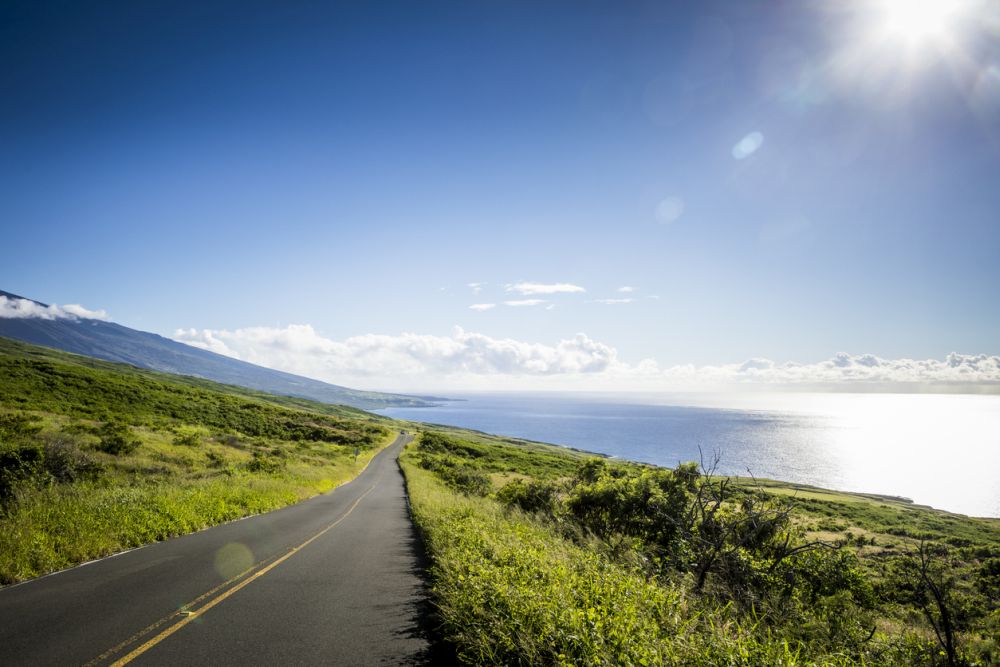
left=875, top=0, right=960, bottom=44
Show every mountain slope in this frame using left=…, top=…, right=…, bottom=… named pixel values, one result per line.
left=0, top=290, right=436, bottom=409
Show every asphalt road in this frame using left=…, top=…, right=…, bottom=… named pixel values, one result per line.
left=0, top=433, right=433, bottom=666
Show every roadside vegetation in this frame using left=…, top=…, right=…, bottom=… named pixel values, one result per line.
left=402, top=430, right=1000, bottom=666
left=0, top=337, right=394, bottom=584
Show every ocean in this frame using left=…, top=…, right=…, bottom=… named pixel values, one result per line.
left=378, top=392, right=1000, bottom=518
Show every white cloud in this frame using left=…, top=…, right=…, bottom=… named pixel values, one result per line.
left=505, top=282, right=585, bottom=295
left=617, top=286, right=635, bottom=293
left=174, top=326, right=617, bottom=385
left=504, top=299, right=547, bottom=307
left=655, top=352, right=1000, bottom=388
left=469, top=303, right=496, bottom=311
left=0, top=296, right=109, bottom=321
left=467, top=282, right=486, bottom=294
left=173, top=322, right=1000, bottom=393
left=592, top=298, right=635, bottom=305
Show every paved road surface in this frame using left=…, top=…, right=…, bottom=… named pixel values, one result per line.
left=0, top=433, right=432, bottom=665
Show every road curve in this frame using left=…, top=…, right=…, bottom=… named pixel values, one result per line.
left=0, top=433, right=432, bottom=666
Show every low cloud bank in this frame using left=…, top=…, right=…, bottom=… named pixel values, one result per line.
left=0, top=296, right=109, bottom=321
left=655, top=352, right=1000, bottom=387
left=175, top=325, right=616, bottom=381
left=173, top=324, right=1000, bottom=392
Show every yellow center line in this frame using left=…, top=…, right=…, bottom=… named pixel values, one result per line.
left=87, top=435, right=407, bottom=667
left=107, top=474, right=383, bottom=666
left=90, top=433, right=406, bottom=666
left=82, top=559, right=270, bottom=667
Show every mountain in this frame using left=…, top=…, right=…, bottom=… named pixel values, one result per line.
left=0, top=290, right=438, bottom=410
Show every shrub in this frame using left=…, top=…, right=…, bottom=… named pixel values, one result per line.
left=244, top=452, right=284, bottom=474
left=0, top=412, right=43, bottom=441
left=96, top=421, right=140, bottom=456
left=172, top=429, right=202, bottom=447
left=497, top=478, right=558, bottom=514
left=0, top=442, right=45, bottom=500
left=0, top=436, right=101, bottom=500
left=416, top=452, right=491, bottom=496
left=39, top=435, right=102, bottom=484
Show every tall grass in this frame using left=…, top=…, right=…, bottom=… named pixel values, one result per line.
left=402, top=456, right=859, bottom=666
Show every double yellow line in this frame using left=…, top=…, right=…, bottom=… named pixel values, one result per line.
left=86, top=437, right=400, bottom=666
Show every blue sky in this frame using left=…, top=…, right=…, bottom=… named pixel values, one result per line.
left=2, top=0, right=999, bottom=390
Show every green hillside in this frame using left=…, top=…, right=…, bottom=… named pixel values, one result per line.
left=401, top=429, right=1000, bottom=666
left=0, top=336, right=396, bottom=584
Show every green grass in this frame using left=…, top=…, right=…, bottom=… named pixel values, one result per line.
left=403, top=430, right=999, bottom=666
left=404, top=456, right=812, bottom=666
left=0, top=336, right=397, bottom=584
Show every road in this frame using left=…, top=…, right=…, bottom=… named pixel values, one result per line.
left=0, top=433, right=433, bottom=666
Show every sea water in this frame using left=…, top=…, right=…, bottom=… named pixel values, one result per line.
left=379, top=392, right=1000, bottom=518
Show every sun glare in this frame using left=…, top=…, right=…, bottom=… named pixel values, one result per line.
left=828, top=0, right=994, bottom=97
left=875, top=0, right=960, bottom=44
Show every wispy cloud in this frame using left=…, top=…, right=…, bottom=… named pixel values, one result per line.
left=469, top=303, right=496, bottom=311
left=504, top=299, right=547, bottom=307
left=505, top=282, right=585, bottom=295
left=0, top=296, right=109, bottom=321
left=617, top=286, right=635, bottom=293
left=467, top=282, right=486, bottom=294
left=592, top=298, right=635, bottom=305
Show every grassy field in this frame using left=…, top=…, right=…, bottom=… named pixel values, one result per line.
left=5, top=334, right=999, bottom=665
left=0, top=336, right=396, bottom=584
left=402, top=429, right=1000, bottom=666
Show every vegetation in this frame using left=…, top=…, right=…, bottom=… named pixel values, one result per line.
left=0, top=336, right=395, bottom=584
left=403, top=430, right=1000, bottom=666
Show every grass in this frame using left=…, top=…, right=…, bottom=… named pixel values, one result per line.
left=0, top=336, right=396, bottom=584
left=403, top=456, right=816, bottom=666
left=402, top=429, right=1000, bottom=666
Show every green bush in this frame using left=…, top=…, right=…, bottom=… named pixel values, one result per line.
left=497, top=478, right=558, bottom=514
left=0, top=412, right=43, bottom=441
left=96, top=421, right=140, bottom=456
left=0, top=435, right=101, bottom=501
left=0, top=442, right=45, bottom=500
left=172, top=430, right=201, bottom=447
left=416, top=452, right=491, bottom=496
left=244, top=451, right=284, bottom=474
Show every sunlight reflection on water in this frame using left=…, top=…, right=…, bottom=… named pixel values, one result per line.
left=381, top=392, right=1000, bottom=517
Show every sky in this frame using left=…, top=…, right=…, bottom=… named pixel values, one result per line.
left=2, top=0, right=999, bottom=392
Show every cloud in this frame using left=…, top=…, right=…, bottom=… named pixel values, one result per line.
left=591, top=298, right=635, bottom=305
left=617, top=286, right=635, bottom=293
left=467, top=282, right=485, bottom=294
left=656, top=352, right=1000, bottom=388
left=174, top=326, right=618, bottom=384
left=0, top=296, right=109, bottom=321
left=469, top=303, right=496, bottom=311
left=505, top=282, right=585, bottom=295
left=174, top=322, right=1000, bottom=393
left=504, top=299, right=547, bottom=307
left=732, top=131, right=764, bottom=159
